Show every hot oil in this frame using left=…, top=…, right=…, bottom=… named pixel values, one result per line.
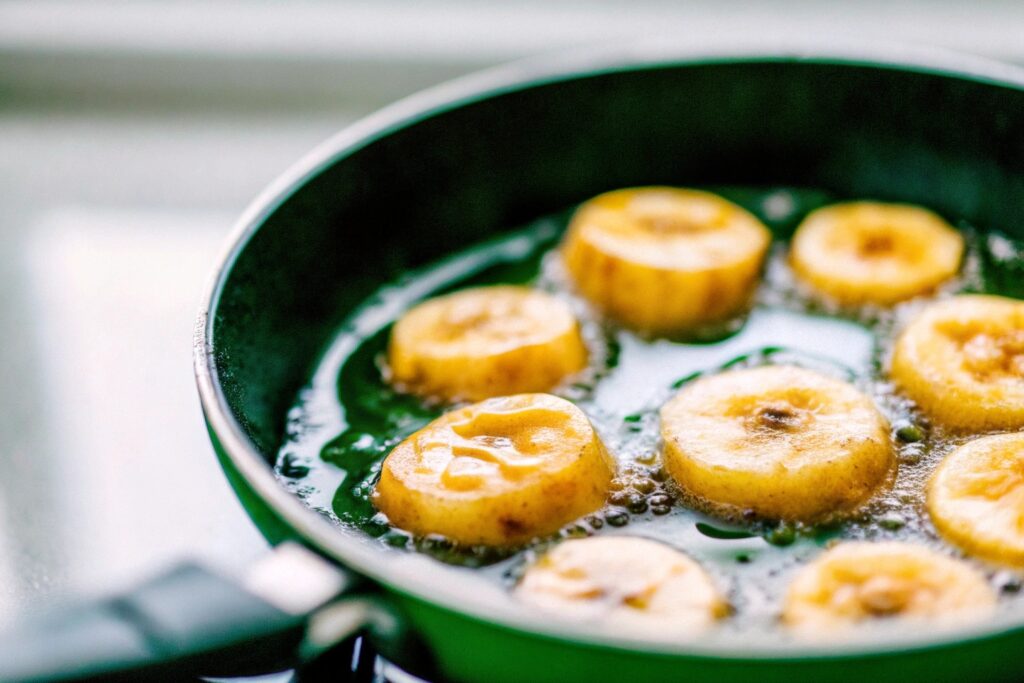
left=274, top=187, right=1024, bottom=631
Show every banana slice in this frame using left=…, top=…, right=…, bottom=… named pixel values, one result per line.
left=929, top=433, right=1024, bottom=566
left=782, top=542, right=995, bottom=633
left=516, top=536, right=728, bottom=635
left=661, top=365, right=893, bottom=521
left=372, top=393, right=614, bottom=546
left=890, top=294, right=1024, bottom=431
left=790, top=201, right=964, bottom=306
left=561, top=187, right=771, bottom=335
left=388, top=285, right=587, bottom=402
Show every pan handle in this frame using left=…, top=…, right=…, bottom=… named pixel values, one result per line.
left=0, top=543, right=407, bottom=682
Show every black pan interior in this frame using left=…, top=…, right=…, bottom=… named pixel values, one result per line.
left=211, top=59, right=1024, bottom=460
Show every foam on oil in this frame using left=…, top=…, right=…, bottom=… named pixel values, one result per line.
left=275, top=187, right=1024, bottom=633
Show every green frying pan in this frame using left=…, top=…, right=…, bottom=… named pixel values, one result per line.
left=5, top=43, right=1024, bottom=682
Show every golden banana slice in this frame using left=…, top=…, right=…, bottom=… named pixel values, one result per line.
left=928, top=433, right=1024, bottom=566
left=372, top=393, right=614, bottom=546
left=661, top=365, right=893, bottom=521
left=516, top=536, right=728, bottom=635
left=561, top=187, right=771, bottom=335
left=790, top=201, right=964, bottom=306
left=782, top=542, right=995, bottom=633
left=388, top=285, right=587, bottom=402
left=890, top=294, right=1024, bottom=431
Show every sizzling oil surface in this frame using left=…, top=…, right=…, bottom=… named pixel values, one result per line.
left=275, top=187, right=1024, bottom=632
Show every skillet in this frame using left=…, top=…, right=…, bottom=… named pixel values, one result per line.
left=5, top=42, right=1024, bottom=682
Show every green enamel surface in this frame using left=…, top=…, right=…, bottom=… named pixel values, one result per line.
left=394, top=592, right=1022, bottom=683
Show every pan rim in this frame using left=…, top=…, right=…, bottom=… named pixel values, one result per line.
left=194, top=37, right=1024, bottom=660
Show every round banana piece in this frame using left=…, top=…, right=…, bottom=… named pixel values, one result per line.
left=890, top=294, right=1024, bottom=431
left=661, top=365, right=893, bottom=521
left=929, top=433, right=1024, bottom=566
left=782, top=542, right=995, bottom=633
left=790, top=201, right=963, bottom=306
left=516, top=536, right=728, bottom=635
left=388, top=285, right=587, bottom=402
left=561, top=187, right=771, bottom=335
left=372, top=393, right=614, bottom=546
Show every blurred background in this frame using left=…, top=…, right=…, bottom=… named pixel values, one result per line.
left=0, top=0, right=1023, bottom=658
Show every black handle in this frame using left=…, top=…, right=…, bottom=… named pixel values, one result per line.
left=0, top=544, right=375, bottom=682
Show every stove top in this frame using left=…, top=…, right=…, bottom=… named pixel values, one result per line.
left=289, top=637, right=433, bottom=683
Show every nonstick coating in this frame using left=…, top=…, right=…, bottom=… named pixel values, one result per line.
left=195, top=44, right=1024, bottom=682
